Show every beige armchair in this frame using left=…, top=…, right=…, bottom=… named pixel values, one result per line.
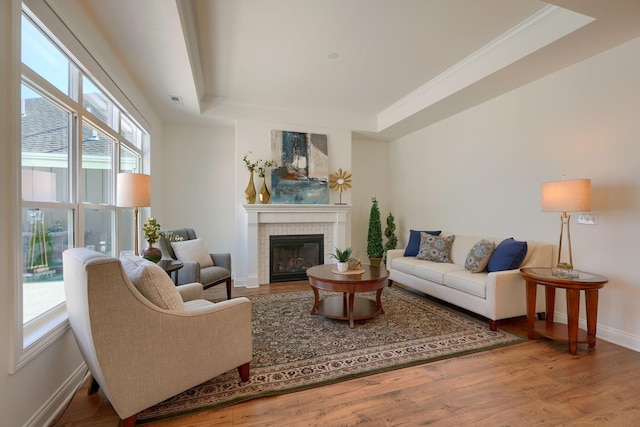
left=158, top=228, right=232, bottom=299
left=63, top=248, right=252, bottom=426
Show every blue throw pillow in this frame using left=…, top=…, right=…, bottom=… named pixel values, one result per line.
left=404, top=229, right=442, bottom=257
left=487, top=238, right=528, bottom=272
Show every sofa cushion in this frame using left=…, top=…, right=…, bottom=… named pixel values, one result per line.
left=487, top=238, right=528, bottom=272
left=120, top=256, right=185, bottom=310
left=443, top=270, right=488, bottom=299
left=171, top=238, right=214, bottom=267
left=465, top=239, right=496, bottom=273
left=404, top=229, right=442, bottom=257
left=416, top=234, right=455, bottom=263
left=413, top=261, right=464, bottom=284
left=390, top=256, right=424, bottom=275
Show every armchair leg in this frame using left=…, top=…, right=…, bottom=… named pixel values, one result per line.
left=238, top=362, right=250, bottom=382
left=119, top=413, right=137, bottom=427
left=226, top=277, right=232, bottom=300
left=88, top=376, right=100, bottom=395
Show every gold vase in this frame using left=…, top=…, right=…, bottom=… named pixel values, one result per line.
left=245, top=171, right=256, bottom=204
left=259, top=176, right=270, bottom=204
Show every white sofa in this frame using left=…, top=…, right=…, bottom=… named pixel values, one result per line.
left=386, top=234, right=553, bottom=330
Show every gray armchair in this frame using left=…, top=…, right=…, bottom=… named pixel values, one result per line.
left=63, top=248, right=252, bottom=426
left=158, top=228, right=232, bottom=299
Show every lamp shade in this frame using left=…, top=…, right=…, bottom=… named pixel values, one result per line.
left=541, top=179, right=591, bottom=212
left=117, top=173, right=151, bottom=207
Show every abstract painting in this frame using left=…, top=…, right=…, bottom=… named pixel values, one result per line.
left=270, top=130, right=329, bottom=204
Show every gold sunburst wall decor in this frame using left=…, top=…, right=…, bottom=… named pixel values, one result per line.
left=329, top=168, right=352, bottom=205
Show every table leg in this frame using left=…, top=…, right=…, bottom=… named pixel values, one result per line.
left=526, top=280, right=537, bottom=339
left=566, top=288, right=580, bottom=355
left=310, top=286, right=320, bottom=315
left=585, top=289, right=599, bottom=347
left=348, top=292, right=355, bottom=329
left=376, top=288, right=385, bottom=314
left=545, top=286, right=556, bottom=324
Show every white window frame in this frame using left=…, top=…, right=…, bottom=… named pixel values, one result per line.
left=11, top=4, right=149, bottom=373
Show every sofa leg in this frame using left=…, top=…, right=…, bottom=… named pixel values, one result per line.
left=119, top=413, right=137, bottom=427
left=238, top=362, right=250, bottom=382
left=489, top=320, right=498, bottom=331
left=226, top=278, right=232, bottom=300
left=388, top=279, right=394, bottom=288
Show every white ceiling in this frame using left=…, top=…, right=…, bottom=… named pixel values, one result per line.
left=53, top=0, right=640, bottom=140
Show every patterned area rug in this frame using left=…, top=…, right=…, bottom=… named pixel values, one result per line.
left=137, top=286, right=522, bottom=423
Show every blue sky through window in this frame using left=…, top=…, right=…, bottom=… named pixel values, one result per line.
left=21, top=14, right=69, bottom=97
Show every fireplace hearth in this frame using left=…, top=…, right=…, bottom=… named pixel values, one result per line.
left=270, top=234, right=324, bottom=283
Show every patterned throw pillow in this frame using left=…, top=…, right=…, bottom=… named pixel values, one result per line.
left=416, top=233, right=455, bottom=263
left=403, top=229, right=442, bottom=257
left=465, top=239, right=496, bottom=273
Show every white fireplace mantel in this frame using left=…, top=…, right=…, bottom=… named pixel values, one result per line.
left=243, top=204, right=352, bottom=287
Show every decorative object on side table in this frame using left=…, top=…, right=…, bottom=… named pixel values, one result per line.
left=329, top=246, right=353, bottom=273
left=329, top=168, right=352, bottom=205
left=257, top=159, right=274, bottom=204
left=541, top=176, right=591, bottom=270
left=367, top=197, right=384, bottom=267
left=141, top=218, right=183, bottom=263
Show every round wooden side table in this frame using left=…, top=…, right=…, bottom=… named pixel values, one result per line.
left=520, top=267, right=608, bottom=355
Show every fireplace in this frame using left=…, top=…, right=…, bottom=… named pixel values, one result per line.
left=269, top=234, right=324, bottom=283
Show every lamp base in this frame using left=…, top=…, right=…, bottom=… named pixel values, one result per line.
left=556, top=262, right=573, bottom=270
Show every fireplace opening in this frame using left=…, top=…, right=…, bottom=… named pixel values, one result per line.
left=270, top=234, right=324, bottom=283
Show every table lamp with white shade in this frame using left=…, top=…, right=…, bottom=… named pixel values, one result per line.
left=541, top=177, right=591, bottom=270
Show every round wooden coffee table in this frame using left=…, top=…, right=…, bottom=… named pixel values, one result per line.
left=306, top=264, right=389, bottom=328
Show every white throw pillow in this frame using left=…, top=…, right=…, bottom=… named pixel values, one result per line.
left=120, top=256, right=184, bottom=310
left=171, top=238, right=214, bottom=268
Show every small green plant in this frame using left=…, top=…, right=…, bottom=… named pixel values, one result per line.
left=329, top=247, right=353, bottom=263
left=257, top=159, right=275, bottom=177
left=142, top=218, right=183, bottom=245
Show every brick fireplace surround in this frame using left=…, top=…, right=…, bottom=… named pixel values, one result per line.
left=242, top=204, right=351, bottom=286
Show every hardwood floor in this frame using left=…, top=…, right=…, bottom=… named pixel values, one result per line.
left=53, top=282, right=640, bottom=426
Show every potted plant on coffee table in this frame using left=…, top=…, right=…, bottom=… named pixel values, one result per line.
left=329, top=247, right=353, bottom=273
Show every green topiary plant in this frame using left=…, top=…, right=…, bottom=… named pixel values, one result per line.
left=383, top=212, right=398, bottom=264
left=367, top=197, right=384, bottom=265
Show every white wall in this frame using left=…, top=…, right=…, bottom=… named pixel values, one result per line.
left=233, top=120, right=353, bottom=285
left=160, top=123, right=236, bottom=254
left=351, top=137, right=392, bottom=262
left=388, top=37, right=640, bottom=350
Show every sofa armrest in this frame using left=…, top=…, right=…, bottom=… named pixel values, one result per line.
left=176, top=282, right=204, bottom=302
left=211, top=253, right=231, bottom=272
left=386, top=249, right=405, bottom=269
left=485, top=269, right=545, bottom=320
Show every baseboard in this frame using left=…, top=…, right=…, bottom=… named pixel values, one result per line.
left=552, top=312, right=640, bottom=352
left=24, top=362, right=88, bottom=427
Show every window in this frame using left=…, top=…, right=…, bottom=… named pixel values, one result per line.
left=18, top=9, right=148, bottom=359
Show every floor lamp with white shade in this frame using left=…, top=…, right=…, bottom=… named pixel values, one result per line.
left=116, top=173, right=151, bottom=256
